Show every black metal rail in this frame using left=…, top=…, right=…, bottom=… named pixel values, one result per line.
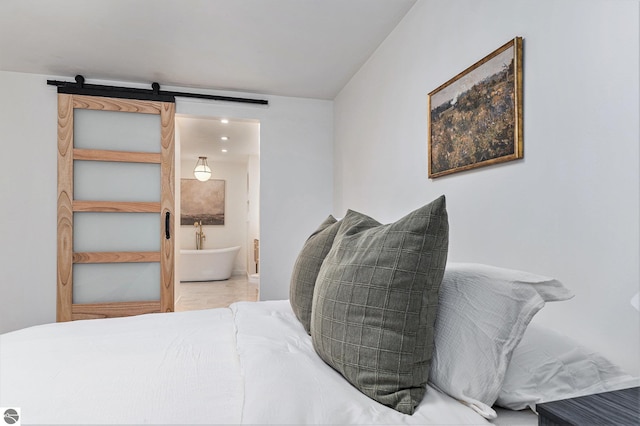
left=47, top=75, right=269, bottom=105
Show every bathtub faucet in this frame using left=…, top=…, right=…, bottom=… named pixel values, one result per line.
left=194, top=221, right=206, bottom=250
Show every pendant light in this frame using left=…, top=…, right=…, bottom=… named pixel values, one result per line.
left=193, top=156, right=211, bottom=181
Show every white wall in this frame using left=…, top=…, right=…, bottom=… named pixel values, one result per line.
left=0, top=72, right=58, bottom=333
left=247, top=154, right=260, bottom=276
left=0, top=72, right=333, bottom=332
left=334, top=0, right=639, bottom=375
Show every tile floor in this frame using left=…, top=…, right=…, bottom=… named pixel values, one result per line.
left=175, top=275, right=259, bottom=311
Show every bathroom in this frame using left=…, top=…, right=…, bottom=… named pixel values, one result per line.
left=174, top=115, right=260, bottom=310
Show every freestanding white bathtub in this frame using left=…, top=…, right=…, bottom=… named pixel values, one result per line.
left=180, top=246, right=241, bottom=282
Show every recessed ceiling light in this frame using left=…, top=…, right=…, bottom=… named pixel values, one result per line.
left=221, top=149, right=228, bottom=153
left=221, top=136, right=229, bottom=141
left=220, top=119, right=229, bottom=124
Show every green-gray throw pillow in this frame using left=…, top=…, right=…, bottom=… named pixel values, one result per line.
left=310, top=196, right=449, bottom=415
left=289, top=215, right=342, bottom=334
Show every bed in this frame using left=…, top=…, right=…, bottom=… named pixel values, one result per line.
left=2, top=197, right=636, bottom=424
left=2, top=298, right=636, bottom=425
left=0, top=300, right=523, bottom=424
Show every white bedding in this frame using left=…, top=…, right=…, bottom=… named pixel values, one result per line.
left=0, top=308, right=243, bottom=424
left=233, top=300, right=494, bottom=425
left=0, top=300, right=537, bottom=424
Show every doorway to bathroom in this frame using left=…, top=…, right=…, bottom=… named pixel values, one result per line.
left=174, top=114, right=260, bottom=311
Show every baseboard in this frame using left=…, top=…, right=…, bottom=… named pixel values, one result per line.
left=232, top=268, right=246, bottom=277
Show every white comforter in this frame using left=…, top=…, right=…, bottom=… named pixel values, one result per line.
left=0, top=308, right=243, bottom=424
left=0, top=300, right=502, bottom=424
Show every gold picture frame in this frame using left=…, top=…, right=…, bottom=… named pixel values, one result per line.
left=428, top=37, right=523, bottom=178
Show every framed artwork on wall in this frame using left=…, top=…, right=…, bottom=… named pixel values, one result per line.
left=180, top=178, right=225, bottom=225
left=428, top=36, right=523, bottom=178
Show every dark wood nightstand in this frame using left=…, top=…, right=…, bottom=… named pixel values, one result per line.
left=536, top=386, right=639, bottom=425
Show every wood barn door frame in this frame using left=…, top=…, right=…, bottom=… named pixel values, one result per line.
left=57, top=94, right=175, bottom=321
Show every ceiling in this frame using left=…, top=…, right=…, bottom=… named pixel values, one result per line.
left=177, top=115, right=260, bottom=165
left=0, top=0, right=416, bottom=100
left=0, top=0, right=416, bottom=166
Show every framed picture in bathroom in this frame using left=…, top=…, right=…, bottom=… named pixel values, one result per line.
left=180, top=179, right=225, bottom=225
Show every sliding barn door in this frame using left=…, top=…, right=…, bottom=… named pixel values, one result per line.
left=57, top=94, right=175, bottom=321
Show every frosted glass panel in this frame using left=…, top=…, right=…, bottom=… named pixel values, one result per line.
left=74, top=213, right=160, bottom=252
left=73, top=263, right=160, bottom=303
left=74, top=109, right=161, bottom=153
left=74, top=161, right=160, bottom=202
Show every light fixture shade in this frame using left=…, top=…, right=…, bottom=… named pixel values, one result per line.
left=193, top=156, right=211, bottom=181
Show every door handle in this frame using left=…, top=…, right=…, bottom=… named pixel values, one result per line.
left=165, top=211, right=171, bottom=239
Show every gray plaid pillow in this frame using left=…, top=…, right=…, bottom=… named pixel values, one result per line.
left=289, top=215, right=341, bottom=334
left=310, top=196, right=449, bottom=414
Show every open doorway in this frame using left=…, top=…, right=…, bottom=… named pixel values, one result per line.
left=174, top=114, right=260, bottom=311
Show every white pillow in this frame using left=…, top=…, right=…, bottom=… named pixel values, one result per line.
left=428, top=263, right=573, bottom=419
left=496, top=322, right=639, bottom=411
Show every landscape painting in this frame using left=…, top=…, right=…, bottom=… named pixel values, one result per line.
left=181, top=179, right=225, bottom=225
left=428, top=37, right=523, bottom=178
